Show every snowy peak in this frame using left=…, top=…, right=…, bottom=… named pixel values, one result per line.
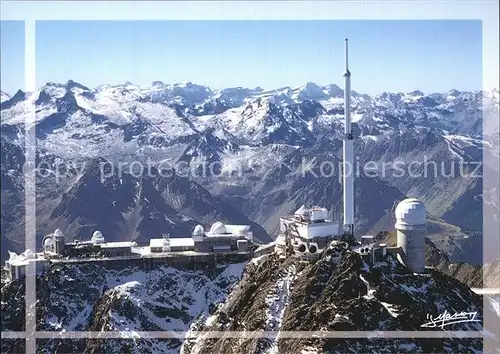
left=65, top=79, right=90, bottom=91
left=291, top=82, right=329, bottom=101
left=409, top=89, right=425, bottom=97
left=146, top=81, right=213, bottom=105
left=324, top=83, right=344, bottom=97
left=1, top=80, right=496, bottom=154
left=447, top=89, right=462, bottom=97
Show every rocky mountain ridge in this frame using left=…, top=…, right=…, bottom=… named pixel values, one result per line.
left=1, top=80, right=498, bottom=264
left=3, top=239, right=498, bottom=354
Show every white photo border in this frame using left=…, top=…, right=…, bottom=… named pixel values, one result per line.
left=0, top=1, right=498, bottom=353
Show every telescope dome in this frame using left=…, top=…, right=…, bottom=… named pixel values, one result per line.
left=395, top=198, right=426, bottom=227
left=210, top=222, right=227, bottom=234
left=43, top=237, right=53, bottom=248
left=193, top=224, right=204, bottom=236
left=91, top=230, right=106, bottom=244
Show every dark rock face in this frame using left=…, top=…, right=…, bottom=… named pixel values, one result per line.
left=189, top=242, right=487, bottom=354
left=1, top=260, right=247, bottom=354
left=0, top=155, right=271, bottom=260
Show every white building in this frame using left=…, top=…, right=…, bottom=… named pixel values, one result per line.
left=395, top=198, right=427, bottom=273
left=42, top=228, right=66, bottom=256
left=149, top=237, right=194, bottom=253
left=276, top=205, right=342, bottom=257
left=148, top=222, right=253, bottom=254
left=91, top=230, right=106, bottom=245
left=3, top=249, right=50, bottom=281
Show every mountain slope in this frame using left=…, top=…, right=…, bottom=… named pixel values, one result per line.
left=1, top=81, right=498, bottom=264
left=376, top=231, right=500, bottom=289
left=2, top=260, right=247, bottom=354
left=1, top=156, right=271, bottom=259
left=187, top=242, right=490, bottom=354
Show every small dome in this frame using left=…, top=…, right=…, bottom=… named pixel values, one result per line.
left=395, top=198, right=426, bottom=226
left=43, top=237, right=53, bottom=247
left=54, top=229, right=64, bottom=237
left=23, top=249, right=35, bottom=259
left=210, top=222, right=227, bottom=234
left=8, top=251, right=19, bottom=262
left=193, top=224, right=204, bottom=236
left=91, top=230, right=106, bottom=244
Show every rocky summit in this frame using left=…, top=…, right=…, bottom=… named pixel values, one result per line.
left=2, top=240, right=498, bottom=354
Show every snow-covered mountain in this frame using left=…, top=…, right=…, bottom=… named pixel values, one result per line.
left=1, top=80, right=498, bottom=264
left=2, top=81, right=497, bottom=151
left=2, top=239, right=498, bottom=354
left=1, top=260, right=247, bottom=354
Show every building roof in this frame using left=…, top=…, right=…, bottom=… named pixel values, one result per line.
left=149, top=239, right=164, bottom=248
left=91, top=230, right=106, bottom=244
left=6, top=250, right=48, bottom=267
left=169, top=238, right=195, bottom=248
left=295, top=205, right=308, bottom=215
left=150, top=238, right=194, bottom=248
left=99, top=241, right=134, bottom=249
left=395, top=198, right=426, bottom=226
left=43, top=238, right=53, bottom=247
left=193, top=224, right=204, bottom=236
left=225, top=224, right=251, bottom=235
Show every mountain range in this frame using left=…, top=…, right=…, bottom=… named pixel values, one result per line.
left=1, top=80, right=498, bottom=264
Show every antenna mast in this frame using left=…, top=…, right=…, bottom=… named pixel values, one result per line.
left=343, top=38, right=354, bottom=237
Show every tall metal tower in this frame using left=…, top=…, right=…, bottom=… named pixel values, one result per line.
left=343, top=38, right=355, bottom=237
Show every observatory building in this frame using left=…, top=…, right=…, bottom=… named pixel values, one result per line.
left=42, top=228, right=66, bottom=257
left=3, top=249, right=49, bottom=281
left=149, top=222, right=253, bottom=254
left=344, top=198, right=427, bottom=272
left=91, top=231, right=106, bottom=245
left=395, top=198, right=427, bottom=273
left=275, top=205, right=342, bottom=258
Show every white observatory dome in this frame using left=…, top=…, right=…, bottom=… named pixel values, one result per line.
left=43, top=237, right=53, bottom=247
left=210, top=222, right=227, bottom=234
left=395, top=198, right=426, bottom=227
left=8, top=251, right=18, bottom=262
left=53, top=229, right=64, bottom=238
left=193, top=224, right=204, bottom=236
left=91, top=230, right=106, bottom=244
left=23, top=249, right=35, bottom=259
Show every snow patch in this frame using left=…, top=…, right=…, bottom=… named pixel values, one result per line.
left=380, top=301, right=399, bottom=318
left=264, top=265, right=297, bottom=354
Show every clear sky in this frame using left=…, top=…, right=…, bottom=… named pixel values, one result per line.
left=1, top=21, right=25, bottom=94
left=1, top=20, right=482, bottom=95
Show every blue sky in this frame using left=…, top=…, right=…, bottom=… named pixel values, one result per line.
left=1, top=20, right=482, bottom=95
left=1, top=21, right=25, bottom=94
